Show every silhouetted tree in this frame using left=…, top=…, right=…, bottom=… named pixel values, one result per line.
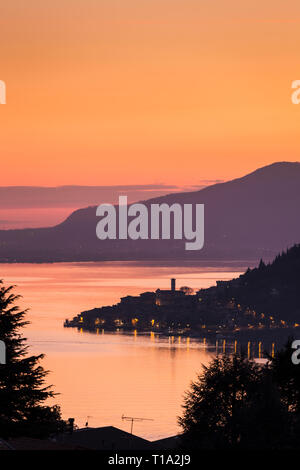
left=258, top=258, right=266, bottom=270
left=0, top=281, right=65, bottom=438
left=268, top=338, right=300, bottom=413
left=179, top=352, right=290, bottom=449
left=180, top=286, right=194, bottom=295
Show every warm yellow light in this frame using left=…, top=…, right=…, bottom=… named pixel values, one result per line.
left=272, top=343, right=275, bottom=358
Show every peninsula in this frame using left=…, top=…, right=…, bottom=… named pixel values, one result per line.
left=64, top=244, right=300, bottom=338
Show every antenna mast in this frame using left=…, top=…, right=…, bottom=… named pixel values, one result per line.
left=121, top=414, right=154, bottom=434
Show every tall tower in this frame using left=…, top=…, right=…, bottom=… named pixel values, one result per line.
left=171, top=278, right=176, bottom=292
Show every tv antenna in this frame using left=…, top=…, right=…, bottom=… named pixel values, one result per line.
left=121, top=414, right=154, bottom=434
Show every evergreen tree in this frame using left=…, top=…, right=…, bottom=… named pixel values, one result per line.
left=0, top=280, right=65, bottom=438
left=178, top=354, right=260, bottom=448
left=178, top=352, right=290, bottom=449
left=258, top=258, right=266, bottom=270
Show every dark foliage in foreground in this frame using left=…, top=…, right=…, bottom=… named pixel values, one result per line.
left=0, top=281, right=66, bottom=438
left=179, top=341, right=300, bottom=449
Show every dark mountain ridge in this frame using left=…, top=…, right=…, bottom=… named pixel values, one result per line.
left=0, top=162, right=300, bottom=262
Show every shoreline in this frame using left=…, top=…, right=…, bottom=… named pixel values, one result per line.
left=64, top=324, right=300, bottom=349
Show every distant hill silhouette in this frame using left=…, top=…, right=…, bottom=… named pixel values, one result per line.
left=0, top=161, right=300, bottom=262
left=0, top=184, right=182, bottom=209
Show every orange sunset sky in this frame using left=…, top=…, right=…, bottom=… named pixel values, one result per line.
left=0, top=0, right=300, bottom=186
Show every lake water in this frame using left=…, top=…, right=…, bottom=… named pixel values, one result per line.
left=0, top=261, right=249, bottom=440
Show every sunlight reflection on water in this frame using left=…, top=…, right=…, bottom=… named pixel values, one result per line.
left=1, top=261, right=248, bottom=439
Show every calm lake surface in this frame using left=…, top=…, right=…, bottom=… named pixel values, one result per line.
left=0, top=261, right=249, bottom=440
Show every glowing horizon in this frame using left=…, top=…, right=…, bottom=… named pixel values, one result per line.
left=0, top=0, right=300, bottom=186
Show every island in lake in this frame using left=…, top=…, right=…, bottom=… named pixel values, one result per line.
left=64, top=244, right=300, bottom=341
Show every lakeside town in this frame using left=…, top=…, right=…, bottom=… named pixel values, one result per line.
left=64, top=277, right=298, bottom=343
left=65, top=245, right=300, bottom=342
